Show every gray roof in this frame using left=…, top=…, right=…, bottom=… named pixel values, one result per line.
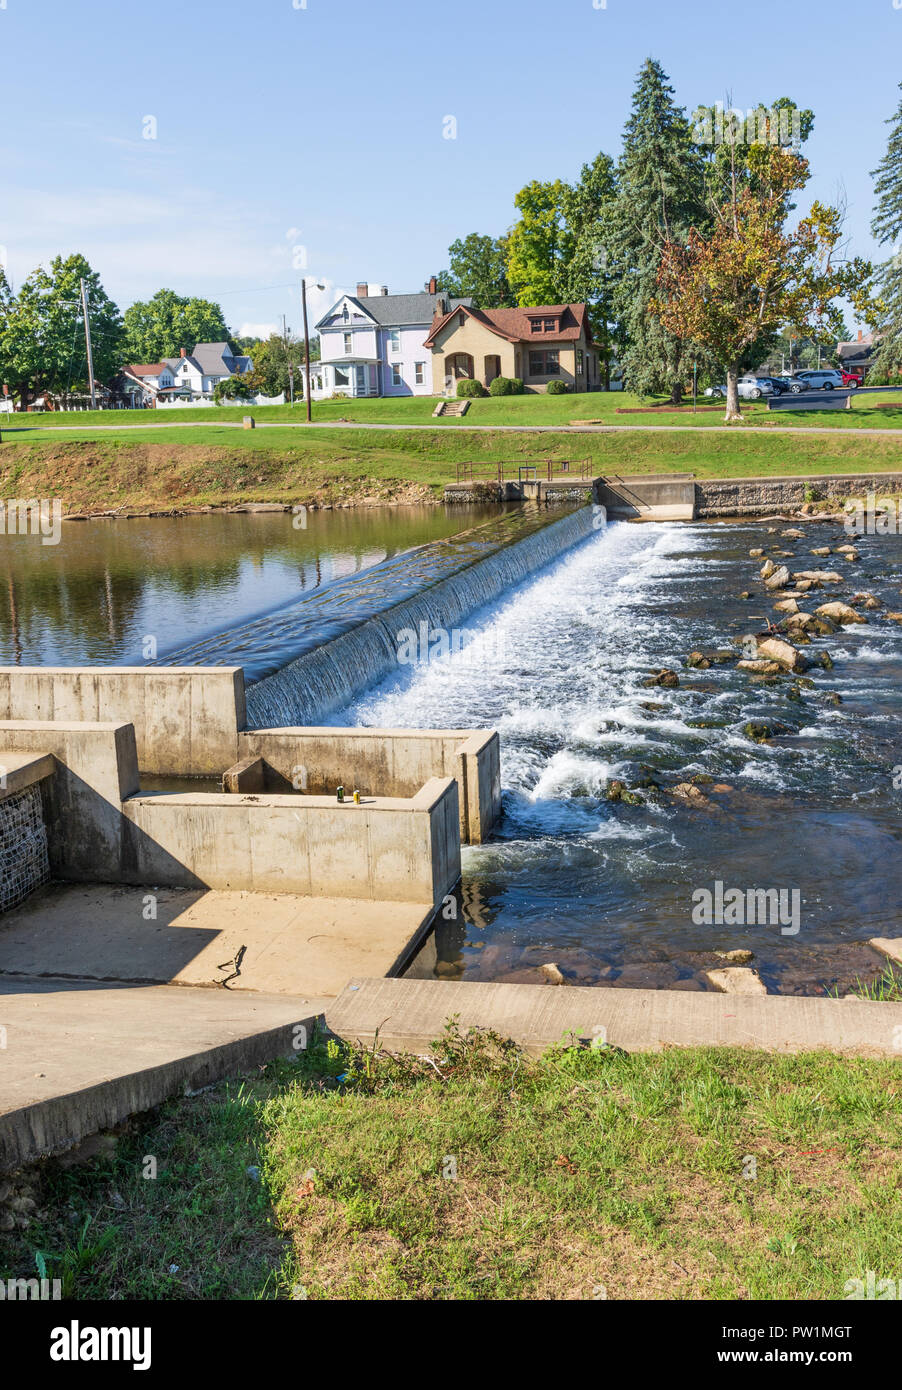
left=319, top=292, right=471, bottom=330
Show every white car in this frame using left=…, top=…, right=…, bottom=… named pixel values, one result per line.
left=705, top=376, right=774, bottom=400
left=794, top=369, right=844, bottom=391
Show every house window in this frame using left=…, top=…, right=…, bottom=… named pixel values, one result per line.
left=334, top=366, right=350, bottom=386
left=528, top=349, right=560, bottom=377
left=343, top=332, right=352, bottom=354
left=389, top=330, right=401, bottom=354
left=342, top=305, right=349, bottom=321
left=209, top=377, right=219, bottom=386
left=576, top=349, right=584, bottom=376
left=391, top=365, right=402, bottom=387
left=529, top=317, right=558, bottom=333
left=415, top=362, right=425, bottom=385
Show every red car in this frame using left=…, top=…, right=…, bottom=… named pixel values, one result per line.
left=839, top=369, right=863, bottom=388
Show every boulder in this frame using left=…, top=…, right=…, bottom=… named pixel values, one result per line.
left=737, top=659, right=782, bottom=674
left=815, top=602, right=868, bottom=625
left=743, top=720, right=794, bottom=743
left=706, top=967, right=768, bottom=995
left=540, top=962, right=566, bottom=986
left=850, top=592, right=881, bottom=609
left=749, top=548, right=764, bottom=558
left=716, top=949, right=754, bottom=964
left=774, top=598, right=799, bottom=614
left=764, top=565, right=791, bottom=590
left=885, top=612, right=902, bottom=624
left=643, top=668, right=680, bottom=688
left=793, top=570, right=844, bottom=583
left=781, top=528, right=805, bottom=539
left=755, top=636, right=808, bottom=671
left=811, top=547, right=831, bottom=557
left=759, top=559, right=776, bottom=580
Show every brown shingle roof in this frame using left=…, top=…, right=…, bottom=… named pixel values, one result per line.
left=425, top=302, right=592, bottom=348
left=125, top=363, right=168, bottom=377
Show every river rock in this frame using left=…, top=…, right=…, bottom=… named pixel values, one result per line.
left=716, top=949, right=755, bottom=964
left=793, top=570, right=844, bottom=583
left=781, top=528, right=805, bottom=539
left=706, top=967, right=768, bottom=995
left=686, top=651, right=710, bottom=669
left=540, top=962, right=566, bottom=985
left=743, top=720, right=794, bottom=743
left=759, top=559, right=776, bottom=579
left=795, top=579, right=813, bottom=592
left=749, top=548, right=764, bottom=557
left=815, top=601, right=867, bottom=625
left=818, top=651, right=835, bottom=670
left=850, top=592, right=882, bottom=609
left=643, top=668, right=680, bottom=688
left=774, top=598, right=799, bottom=614
left=885, top=612, right=902, bottom=624
left=764, top=565, right=791, bottom=590
left=755, top=636, right=808, bottom=671
left=811, top=547, right=831, bottom=557
left=737, top=659, right=782, bottom=675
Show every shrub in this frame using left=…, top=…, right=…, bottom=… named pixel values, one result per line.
left=456, top=379, right=487, bottom=398
left=509, top=378, right=524, bottom=394
left=489, top=376, right=513, bottom=396
left=545, top=379, right=569, bottom=395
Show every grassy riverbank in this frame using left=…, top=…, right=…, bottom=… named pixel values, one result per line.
left=5, top=388, right=902, bottom=431
left=3, top=1026, right=899, bottom=1300
left=4, top=424, right=902, bottom=513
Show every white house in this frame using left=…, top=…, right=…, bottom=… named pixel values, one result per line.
left=168, top=342, right=254, bottom=400
left=306, top=279, right=471, bottom=400
left=118, top=343, right=253, bottom=406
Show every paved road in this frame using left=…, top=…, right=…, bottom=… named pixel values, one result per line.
left=7, top=418, right=902, bottom=437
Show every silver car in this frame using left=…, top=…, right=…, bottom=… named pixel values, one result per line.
left=795, top=369, right=844, bottom=391
left=705, top=376, right=774, bottom=401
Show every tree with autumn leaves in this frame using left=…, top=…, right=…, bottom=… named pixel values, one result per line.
left=650, top=142, right=876, bottom=420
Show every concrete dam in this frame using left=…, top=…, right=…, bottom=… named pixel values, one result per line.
left=154, top=505, right=599, bottom=727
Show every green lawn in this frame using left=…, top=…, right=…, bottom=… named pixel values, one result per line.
left=3, top=1025, right=899, bottom=1301
left=4, top=419, right=902, bottom=513
left=5, top=387, right=902, bottom=434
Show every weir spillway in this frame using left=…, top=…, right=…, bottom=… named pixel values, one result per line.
left=155, top=505, right=597, bottom=727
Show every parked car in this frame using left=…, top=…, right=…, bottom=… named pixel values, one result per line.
left=839, top=369, right=862, bottom=388
left=704, top=376, right=775, bottom=400
left=769, top=375, right=808, bottom=394
left=794, top=369, right=844, bottom=391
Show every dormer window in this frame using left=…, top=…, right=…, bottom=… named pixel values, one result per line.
left=529, top=316, right=558, bottom=333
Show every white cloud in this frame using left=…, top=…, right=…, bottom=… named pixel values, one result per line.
left=238, top=321, right=279, bottom=340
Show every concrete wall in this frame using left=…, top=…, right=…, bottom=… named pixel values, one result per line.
left=593, top=477, right=696, bottom=519
left=235, top=727, right=501, bottom=844
left=121, top=777, right=460, bottom=904
left=0, top=720, right=140, bottom=882
left=694, top=472, right=902, bottom=517
left=0, top=668, right=246, bottom=776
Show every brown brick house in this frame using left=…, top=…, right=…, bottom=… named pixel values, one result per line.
left=424, top=300, right=599, bottom=393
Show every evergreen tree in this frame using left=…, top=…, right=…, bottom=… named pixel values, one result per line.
left=870, top=83, right=902, bottom=377
left=557, top=152, right=618, bottom=387
left=609, top=58, right=710, bottom=402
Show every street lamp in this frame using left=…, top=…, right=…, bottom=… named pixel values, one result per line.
left=301, top=279, right=325, bottom=423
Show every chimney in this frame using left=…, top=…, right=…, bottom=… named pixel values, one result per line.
left=356, top=282, right=368, bottom=298
left=857, top=329, right=863, bottom=342
left=428, top=276, right=437, bottom=295
left=434, top=294, right=448, bottom=319
left=180, top=348, right=186, bottom=357
left=380, top=285, right=388, bottom=296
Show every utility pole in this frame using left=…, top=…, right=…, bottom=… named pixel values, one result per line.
left=302, top=280, right=312, bottom=424
left=80, top=278, right=97, bottom=410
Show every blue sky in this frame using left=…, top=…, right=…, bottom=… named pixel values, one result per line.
left=1, top=0, right=898, bottom=336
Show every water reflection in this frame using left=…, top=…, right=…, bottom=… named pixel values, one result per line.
left=0, top=506, right=501, bottom=666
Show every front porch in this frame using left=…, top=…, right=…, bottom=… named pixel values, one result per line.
left=304, top=358, right=382, bottom=400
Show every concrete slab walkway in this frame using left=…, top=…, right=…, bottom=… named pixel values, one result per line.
left=0, top=976, right=328, bottom=1172
left=324, top=977, right=902, bottom=1058
left=0, top=883, right=434, bottom=996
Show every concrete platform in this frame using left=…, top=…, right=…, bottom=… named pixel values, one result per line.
left=0, top=976, right=328, bottom=1172
left=324, top=977, right=902, bottom=1057
left=0, top=883, right=434, bottom=997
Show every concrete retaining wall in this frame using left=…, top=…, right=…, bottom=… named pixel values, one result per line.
left=121, top=777, right=460, bottom=904
left=694, top=472, right=902, bottom=517
left=0, top=667, right=246, bottom=776
left=0, top=720, right=139, bottom=882
left=0, top=786, right=50, bottom=912
left=236, top=727, right=501, bottom=844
